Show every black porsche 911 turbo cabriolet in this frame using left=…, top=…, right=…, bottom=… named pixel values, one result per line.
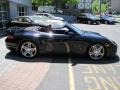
left=5, top=23, right=117, bottom=60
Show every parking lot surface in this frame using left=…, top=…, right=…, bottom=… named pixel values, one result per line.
left=0, top=23, right=120, bottom=90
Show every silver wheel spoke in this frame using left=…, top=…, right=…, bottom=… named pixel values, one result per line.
left=89, top=44, right=104, bottom=60
left=22, top=46, right=28, bottom=50
left=27, top=42, right=32, bottom=48
left=23, top=50, right=29, bottom=56
left=31, top=48, right=36, bottom=51
left=21, top=41, right=37, bottom=57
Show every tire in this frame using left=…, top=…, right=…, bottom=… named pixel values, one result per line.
left=88, top=44, right=105, bottom=60
left=104, top=21, right=108, bottom=24
left=96, top=21, right=100, bottom=25
left=88, top=20, right=91, bottom=24
left=19, top=41, right=38, bottom=58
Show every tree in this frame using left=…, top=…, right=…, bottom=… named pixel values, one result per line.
left=32, top=0, right=79, bottom=6
left=32, top=0, right=53, bottom=6
left=92, top=0, right=109, bottom=14
left=32, top=0, right=80, bottom=13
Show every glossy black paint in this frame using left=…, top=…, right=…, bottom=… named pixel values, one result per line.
left=77, top=13, right=100, bottom=24
left=5, top=23, right=117, bottom=57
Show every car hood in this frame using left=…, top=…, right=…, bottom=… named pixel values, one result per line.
left=81, top=31, right=107, bottom=41
left=101, top=16, right=115, bottom=21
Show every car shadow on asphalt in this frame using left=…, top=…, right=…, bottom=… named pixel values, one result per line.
left=5, top=51, right=120, bottom=65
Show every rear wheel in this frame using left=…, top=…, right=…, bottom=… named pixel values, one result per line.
left=104, top=21, right=108, bottom=24
left=88, top=44, right=105, bottom=60
left=20, top=41, right=38, bottom=58
left=88, top=20, right=91, bottom=24
left=96, top=21, right=100, bottom=25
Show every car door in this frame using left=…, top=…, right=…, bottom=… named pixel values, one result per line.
left=63, top=25, right=88, bottom=55
left=79, top=14, right=87, bottom=23
left=50, top=27, right=87, bottom=55
left=50, top=33, right=70, bottom=54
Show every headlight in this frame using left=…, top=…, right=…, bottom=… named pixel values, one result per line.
left=111, top=40, right=117, bottom=46
left=105, top=40, right=117, bottom=47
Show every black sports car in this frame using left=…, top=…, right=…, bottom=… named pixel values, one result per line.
left=5, top=23, right=117, bottom=60
left=100, top=15, right=116, bottom=24
left=77, top=13, right=100, bottom=24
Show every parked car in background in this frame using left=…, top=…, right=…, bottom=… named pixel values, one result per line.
left=108, top=14, right=120, bottom=23
left=36, top=13, right=64, bottom=21
left=38, top=6, right=63, bottom=14
left=77, top=13, right=100, bottom=24
left=6, top=22, right=117, bottom=60
left=100, top=15, right=116, bottom=24
left=6, top=15, right=65, bottom=29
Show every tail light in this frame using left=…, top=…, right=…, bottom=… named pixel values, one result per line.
left=6, top=35, right=15, bottom=42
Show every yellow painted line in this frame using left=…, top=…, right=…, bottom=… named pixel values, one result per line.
left=68, top=58, right=75, bottom=90
left=64, top=42, right=75, bottom=90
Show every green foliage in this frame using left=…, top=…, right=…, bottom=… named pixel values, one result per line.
left=92, top=0, right=108, bottom=14
left=32, top=0, right=53, bottom=6
left=92, top=0, right=99, bottom=14
left=32, top=0, right=80, bottom=6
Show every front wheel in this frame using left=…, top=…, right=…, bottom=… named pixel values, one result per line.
left=104, top=21, right=108, bottom=24
left=88, top=44, right=105, bottom=60
left=88, top=20, right=91, bottom=24
left=20, top=41, right=38, bottom=58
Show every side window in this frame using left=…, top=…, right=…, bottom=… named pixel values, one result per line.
left=13, top=18, right=18, bottom=22
left=23, top=17, right=31, bottom=23
left=44, top=14, right=49, bottom=17
left=38, top=14, right=43, bottom=16
left=17, top=17, right=24, bottom=22
left=53, top=27, right=69, bottom=34
left=81, top=14, right=86, bottom=18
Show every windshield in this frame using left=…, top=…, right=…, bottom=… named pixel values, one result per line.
left=66, top=23, right=84, bottom=35
left=86, top=13, right=97, bottom=18
left=29, top=16, right=50, bottom=21
left=47, top=14, right=55, bottom=18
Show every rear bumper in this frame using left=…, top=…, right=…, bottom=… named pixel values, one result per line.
left=6, top=42, right=17, bottom=51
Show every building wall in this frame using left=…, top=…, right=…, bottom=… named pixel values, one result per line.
left=9, top=0, right=31, bottom=7
left=111, top=0, right=120, bottom=12
left=9, top=0, right=32, bottom=19
left=78, top=0, right=92, bottom=10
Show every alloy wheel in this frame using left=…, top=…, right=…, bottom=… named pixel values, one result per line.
left=89, top=44, right=105, bottom=60
left=105, top=21, right=108, bottom=24
left=20, top=41, right=37, bottom=57
left=88, top=20, right=91, bottom=24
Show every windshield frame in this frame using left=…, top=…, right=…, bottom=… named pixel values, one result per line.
left=66, top=23, right=84, bottom=35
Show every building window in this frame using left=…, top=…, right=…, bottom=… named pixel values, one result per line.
left=78, top=0, right=92, bottom=10
left=0, top=2, right=8, bottom=29
left=32, top=3, right=38, bottom=11
left=17, top=5, right=28, bottom=16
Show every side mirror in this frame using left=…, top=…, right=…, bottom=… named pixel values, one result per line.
left=67, top=32, right=76, bottom=37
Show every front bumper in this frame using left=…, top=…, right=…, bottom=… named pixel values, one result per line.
left=105, top=43, right=118, bottom=57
